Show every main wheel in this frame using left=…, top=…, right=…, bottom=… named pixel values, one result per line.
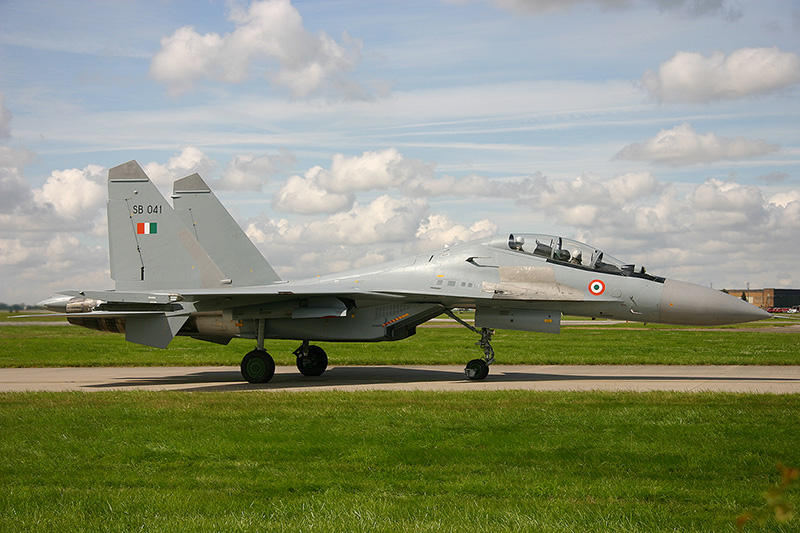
left=465, top=359, right=490, bottom=381
left=296, top=345, right=328, bottom=377
left=241, top=349, right=276, bottom=383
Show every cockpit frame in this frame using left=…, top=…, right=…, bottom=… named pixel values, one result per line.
left=505, top=233, right=663, bottom=282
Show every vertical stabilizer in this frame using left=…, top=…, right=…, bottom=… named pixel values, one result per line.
left=172, top=173, right=281, bottom=286
left=107, top=161, right=227, bottom=291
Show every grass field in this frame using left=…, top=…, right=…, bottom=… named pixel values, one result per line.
left=2, top=317, right=799, bottom=531
left=1, top=317, right=798, bottom=367
left=1, top=390, right=799, bottom=531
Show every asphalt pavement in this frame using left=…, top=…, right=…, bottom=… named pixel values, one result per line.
left=1, top=365, right=799, bottom=393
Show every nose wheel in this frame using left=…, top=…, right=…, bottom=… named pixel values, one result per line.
left=465, top=358, right=490, bottom=380
left=444, top=310, right=495, bottom=381
left=294, top=341, right=328, bottom=377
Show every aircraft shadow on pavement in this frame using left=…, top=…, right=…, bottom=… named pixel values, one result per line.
left=88, top=366, right=465, bottom=392
left=85, top=366, right=800, bottom=392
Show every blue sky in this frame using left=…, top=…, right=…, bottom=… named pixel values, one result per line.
left=1, top=0, right=799, bottom=304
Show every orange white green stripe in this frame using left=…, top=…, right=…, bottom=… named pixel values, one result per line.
left=137, top=222, right=157, bottom=235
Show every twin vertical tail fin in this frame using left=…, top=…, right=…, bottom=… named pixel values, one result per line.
left=107, top=160, right=279, bottom=291
left=172, top=173, right=281, bottom=287
left=108, top=160, right=225, bottom=290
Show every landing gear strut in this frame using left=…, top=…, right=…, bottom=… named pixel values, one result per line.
left=240, top=319, right=275, bottom=383
left=444, top=310, right=495, bottom=381
left=294, top=340, right=328, bottom=377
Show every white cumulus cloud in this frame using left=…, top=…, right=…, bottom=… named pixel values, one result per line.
left=251, top=195, right=432, bottom=246
left=0, top=233, right=109, bottom=303
left=218, top=150, right=295, bottom=191
left=615, top=123, right=779, bottom=165
left=245, top=194, right=497, bottom=278
left=415, top=214, right=497, bottom=251
left=304, top=195, right=430, bottom=245
left=687, top=178, right=768, bottom=229
left=317, top=148, right=435, bottom=193
left=142, top=146, right=217, bottom=191
left=33, top=165, right=106, bottom=220
left=149, top=0, right=366, bottom=99
left=272, top=148, right=538, bottom=215
left=518, top=172, right=800, bottom=286
left=530, top=171, right=663, bottom=219
left=641, top=47, right=800, bottom=103
left=141, top=147, right=292, bottom=192
left=769, top=190, right=800, bottom=208
left=0, top=146, right=36, bottom=213
left=272, top=167, right=354, bottom=214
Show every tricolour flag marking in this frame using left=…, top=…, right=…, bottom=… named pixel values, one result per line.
left=136, top=222, right=158, bottom=235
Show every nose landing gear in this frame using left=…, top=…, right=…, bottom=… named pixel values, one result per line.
left=444, top=310, right=495, bottom=381
left=294, top=340, right=328, bottom=377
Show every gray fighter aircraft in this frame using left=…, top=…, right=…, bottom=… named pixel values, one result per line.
left=38, top=161, right=771, bottom=383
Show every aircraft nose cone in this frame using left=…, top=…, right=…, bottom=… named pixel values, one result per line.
left=659, top=279, right=772, bottom=326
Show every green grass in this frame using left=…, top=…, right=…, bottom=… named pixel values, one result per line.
left=0, top=311, right=65, bottom=322
left=1, top=320, right=798, bottom=367
left=2, top=318, right=799, bottom=530
left=1, top=390, right=798, bottom=531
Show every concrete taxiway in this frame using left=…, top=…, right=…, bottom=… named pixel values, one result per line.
left=1, top=365, right=799, bottom=393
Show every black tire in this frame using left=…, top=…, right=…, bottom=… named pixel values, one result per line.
left=296, top=345, right=328, bottom=377
left=465, top=359, right=489, bottom=381
left=241, top=349, right=276, bottom=383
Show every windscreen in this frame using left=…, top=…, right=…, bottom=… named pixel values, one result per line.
left=507, top=233, right=631, bottom=275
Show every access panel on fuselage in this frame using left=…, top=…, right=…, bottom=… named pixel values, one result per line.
left=475, top=308, right=561, bottom=333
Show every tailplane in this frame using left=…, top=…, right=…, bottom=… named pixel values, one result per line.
left=172, top=173, right=280, bottom=286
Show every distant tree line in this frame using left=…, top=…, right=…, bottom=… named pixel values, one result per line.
left=0, top=303, right=36, bottom=312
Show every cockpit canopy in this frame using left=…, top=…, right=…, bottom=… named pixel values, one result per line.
left=505, top=233, right=655, bottom=279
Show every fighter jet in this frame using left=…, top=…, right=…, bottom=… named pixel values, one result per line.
left=38, top=161, right=771, bottom=383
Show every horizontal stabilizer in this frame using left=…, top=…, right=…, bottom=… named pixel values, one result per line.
left=80, top=290, right=181, bottom=304
left=17, top=311, right=166, bottom=319
left=125, top=314, right=190, bottom=349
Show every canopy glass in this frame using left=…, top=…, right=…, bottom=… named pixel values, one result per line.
left=505, top=233, right=654, bottom=279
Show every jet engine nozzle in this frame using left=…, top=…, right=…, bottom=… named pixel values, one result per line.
left=38, top=295, right=103, bottom=314
left=65, top=297, right=101, bottom=314
left=659, top=279, right=772, bottom=326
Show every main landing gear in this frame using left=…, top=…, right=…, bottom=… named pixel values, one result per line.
left=240, top=320, right=329, bottom=383
left=241, top=319, right=275, bottom=383
left=239, top=344, right=328, bottom=383
left=444, top=310, right=495, bottom=381
left=241, top=349, right=276, bottom=383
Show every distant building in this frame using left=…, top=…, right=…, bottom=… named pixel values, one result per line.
left=729, top=288, right=800, bottom=309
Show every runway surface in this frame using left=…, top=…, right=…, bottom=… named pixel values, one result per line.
left=1, top=365, right=799, bottom=393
